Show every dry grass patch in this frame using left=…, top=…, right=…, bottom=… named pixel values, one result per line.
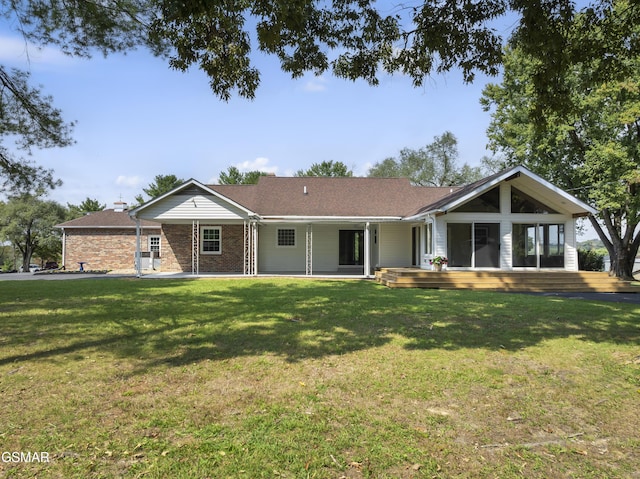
left=0, top=278, right=638, bottom=478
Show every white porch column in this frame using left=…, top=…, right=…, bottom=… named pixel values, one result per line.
left=135, top=219, right=142, bottom=277
left=364, top=222, right=371, bottom=278
left=191, top=220, right=199, bottom=275
left=252, top=221, right=258, bottom=275
left=305, top=224, right=313, bottom=275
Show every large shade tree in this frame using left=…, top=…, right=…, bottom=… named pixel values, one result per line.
left=135, top=174, right=185, bottom=204
left=481, top=3, right=640, bottom=279
left=66, top=197, right=107, bottom=220
left=0, top=193, right=67, bottom=272
left=2, top=1, right=634, bottom=181
left=368, top=132, right=485, bottom=186
left=218, top=166, right=268, bottom=185
left=295, top=161, right=353, bottom=177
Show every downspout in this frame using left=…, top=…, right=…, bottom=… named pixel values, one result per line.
left=135, top=218, right=142, bottom=277
left=61, top=228, right=66, bottom=269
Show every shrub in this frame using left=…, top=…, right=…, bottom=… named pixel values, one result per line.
left=578, top=248, right=604, bottom=271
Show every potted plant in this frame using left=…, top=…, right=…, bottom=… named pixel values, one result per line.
left=429, top=256, right=448, bottom=271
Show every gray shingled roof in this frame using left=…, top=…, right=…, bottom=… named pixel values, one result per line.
left=209, top=177, right=459, bottom=217
left=57, top=209, right=160, bottom=229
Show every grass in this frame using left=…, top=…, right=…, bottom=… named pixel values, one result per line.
left=0, top=277, right=638, bottom=478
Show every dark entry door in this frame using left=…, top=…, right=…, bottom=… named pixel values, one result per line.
left=339, top=230, right=364, bottom=265
left=412, top=226, right=421, bottom=266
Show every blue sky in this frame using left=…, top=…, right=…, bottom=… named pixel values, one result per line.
left=1, top=29, right=500, bottom=208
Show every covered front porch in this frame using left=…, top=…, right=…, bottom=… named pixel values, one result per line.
left=135, top=219, right=417, bottom=277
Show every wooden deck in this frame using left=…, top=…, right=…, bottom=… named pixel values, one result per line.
left=375, top=268, right=640, bottom=293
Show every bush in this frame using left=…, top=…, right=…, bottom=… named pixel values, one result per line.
left=578, top=248, right=604, bottom=271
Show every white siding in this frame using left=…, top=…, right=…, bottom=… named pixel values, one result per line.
left=378, top=223, right=412, bottom=267
left=500, top=220, right=512, bottom=269
left=565, top=218, right=578, bottom=271
left=434, top=216, right=447, bottom=259
left=138, top=194, right=248, bottom=221
left=258, top=224, right=305, bottom=272
left=311, top=225, right=340, bottom=271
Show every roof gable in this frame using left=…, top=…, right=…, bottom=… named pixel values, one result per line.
left=409, top=166, right=596, bottom=218
left=131, top=179, right=258, bottom=221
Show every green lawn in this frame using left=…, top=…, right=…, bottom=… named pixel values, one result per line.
left=0, top=278, right=639, bottom=478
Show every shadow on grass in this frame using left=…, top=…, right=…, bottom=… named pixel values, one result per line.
left=0, top=278, right=638, bottom=371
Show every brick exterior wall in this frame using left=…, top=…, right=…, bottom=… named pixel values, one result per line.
left=63, top=229, right=157, bottom=271
left=161, top=224, right=245, bottom=273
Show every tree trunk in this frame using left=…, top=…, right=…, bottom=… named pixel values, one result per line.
left=21, top=245, right=35, bottom=273
left=589, top=214, right=639, bottom=281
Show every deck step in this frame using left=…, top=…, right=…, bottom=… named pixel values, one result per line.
left=375, top=269, right=639, bottom=293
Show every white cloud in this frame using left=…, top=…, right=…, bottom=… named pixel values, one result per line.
left=356, top=162, right=374, bottom=176
left=0, top=35, right=75, bottom=67
left=236, top=157, right=278, bottom=174
left=115, top=175, right=142, bottom=188
left=302, top=75, right=328, bottom=92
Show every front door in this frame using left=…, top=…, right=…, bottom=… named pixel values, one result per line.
left=339, top=230, right=364, bottom=266
left=411, top=226, right=421, bottom=266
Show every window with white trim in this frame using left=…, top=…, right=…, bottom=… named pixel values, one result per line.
left=148, top=235, right=161, bottom=256
left=277, top=228, right=296, bottom=247
left=202, top=226, right=221, bottom=254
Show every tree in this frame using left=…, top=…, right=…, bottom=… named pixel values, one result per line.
left=0, top=194, right=67, bottom=272
left=3, top=1, right=633, bottom=181
left=295, top=161, right=353, bottom=177
left=368, top=132, right=485, bottom=186
left=218, top=166, right=268, bottom=185
left=67, top=198, right=106, bottom=220
left=481, top=4, right=640, bottom=280
left=135, top=174, right=184, bottom=204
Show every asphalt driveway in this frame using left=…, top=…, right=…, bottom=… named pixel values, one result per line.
left=0, top=272, right=133, bottom=281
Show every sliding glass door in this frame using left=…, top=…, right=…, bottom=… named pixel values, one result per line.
left=513, top=223, right=565, bottom=268
left=447, top=223, right=500, bottom=268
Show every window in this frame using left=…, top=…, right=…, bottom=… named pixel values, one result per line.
left=511, top=187, right=558, bottom=214
left=148, top=235, right=160, bottom=257
left=202, top=227, right=221, bottom=254
left=453, top=187, right=501, bottom=213
left=277, top=228, right=296, bottom=247
left=512, top=223, right=564, bottom=268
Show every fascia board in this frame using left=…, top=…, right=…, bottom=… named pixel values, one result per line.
left=260, top=216, right=403, bottom=223
left=514, top=167, right=597, bottom=215
left=55, top=225, right=161, bottom=229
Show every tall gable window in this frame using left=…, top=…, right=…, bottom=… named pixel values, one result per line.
left=202, top=226, right=221, bottom=254
left=453, top=187, right=500, bottom=213
left=511, top=187, right=558, bottom=214
left=277, top=228, right=296, bottom=247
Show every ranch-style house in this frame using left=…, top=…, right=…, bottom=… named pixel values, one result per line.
left=119, top=165, right=595, bottom=277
